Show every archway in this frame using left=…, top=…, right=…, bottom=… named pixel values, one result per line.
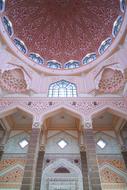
left=41, top=159, right=83, bottom=190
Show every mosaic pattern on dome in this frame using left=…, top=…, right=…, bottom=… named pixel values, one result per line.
left=0, top=0, right=126, bottom=70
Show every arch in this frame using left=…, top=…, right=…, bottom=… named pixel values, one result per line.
left=0, top=104, right=34, bottom=119
left=90, top=105, right=127, bottom=120
left=41, top=104, right=84, bottom=122
left=41, top=159, right=83, bottom=190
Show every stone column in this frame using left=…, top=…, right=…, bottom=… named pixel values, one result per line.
left=0, top=145, right=4, bottom=160
left=121, top=145, right=127, bottom=168
left=0, top=129, right=10, bottom=160
left=34, top=145, right=45, bottom=190
left=80, top=145, right=89, bottom=190
left=20, top=121, right=42, bottom=190
left=83, top=118, right=102, bottom=190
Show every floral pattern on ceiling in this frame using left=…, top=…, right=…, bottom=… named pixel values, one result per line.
left=0, top=0, right=126, bottom=69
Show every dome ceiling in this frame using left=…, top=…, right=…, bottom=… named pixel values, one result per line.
left=0, top=0, right=126, bottom=71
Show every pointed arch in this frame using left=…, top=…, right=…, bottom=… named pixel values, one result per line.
left=91, top=105, right=127, bottom=120
left=41, top=159, right=83, bottom=190
left=0, top=104, right=34, bottom=119
left=41, top=104, right=84, bottom=122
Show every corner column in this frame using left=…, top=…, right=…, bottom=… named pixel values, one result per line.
left=34, top=145, right=45, bottom=190
left=121, top=146, right=127, bottom=168
left=83, top=118, right=102, bottom=190
left=0, top=145, right=4, bottom=160
left=20, top=121, right=42, bottom=190
left=80, top=145, right=89, bottom=190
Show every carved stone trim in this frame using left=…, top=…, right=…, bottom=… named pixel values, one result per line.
left=121, top=145, right=127, bottom=152
left=0, top=145, right=4, bottom=151
left=83, top=118, right=93, bottom=129
left=80, top=145, right=86, bottom=152
left=40, top=145, right=45, bottom=152
left=32, top=122, right=41, bottom=128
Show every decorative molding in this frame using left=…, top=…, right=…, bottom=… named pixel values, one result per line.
left=80, top=145, right=86, bottom=152
left=0, top=97, right=127, bottom=120
left=32, top=122, right=40, bottom=128
left=0, top=145, right=4, bottom=151
left=40, top=145, right=45, bottom=152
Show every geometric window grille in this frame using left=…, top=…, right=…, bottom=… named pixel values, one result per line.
left=2, top=16, right=14, bottom=37
left=29, top=53, right=44, bottom=65
left=64, top=60, right=80, bottom=69
left=0, top=0, right=5, bottom=12
left=120, top=0, right=126, bottom=13
left=112, top=15, right=123, bottom=38
left=14, top=38, right=27, bottom=54
left=98, top=38, right=112, bottom=55
left=47, top=61, right=61, bottom=69
left=48, top=80, right=77, bottom=97
left=57, top=139, right=67, bottom=149
left=97, top=139, right=106, bottom=149
left=82, top=53, right=97, bottom=65
left=19, top=139, right=28, bottom=148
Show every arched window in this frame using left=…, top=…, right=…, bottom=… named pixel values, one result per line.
left=82, top=53, right=96, bottom=65
left=2, top=16, right=14, bottom=37
left=14, top=38, right=27, bottom=54
left=64, top=61, right=80, bottom=69
left=48, top=80, right=77, bottom=97
left=47, top=61, right=61, bottom=69
left=29, top=53, right=44, bottom=65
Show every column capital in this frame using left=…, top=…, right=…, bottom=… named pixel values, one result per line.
left=40, top=144, right=45, bottom=152
left=80, top=145, right=86, bottom=152
left=121, top=144, right=127, bottom=152
left=32, top=115, right=44, bottom=129
left=0, top=145, right=4, bottom=151
left=82, top=117, right=93, bottom=129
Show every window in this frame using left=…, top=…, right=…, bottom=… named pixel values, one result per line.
left=120, top=0, right=126, bottom=13
left=2, top=16, right=13, bottom=37
left=57, top=140, right=67, bottom=149
left=29, top=53, right=44, bottom=65
left=112, top=15, right=123, bottom=37
left=48, top=80, right=77, bottom=97
left=64, top=60, right=80, bottom=69
left=82, top=53, right=96, bottom=65
left=14, top=38, right=27, bottom=54
left=19, top=139, right=28, bottom=148
left=0, top=0, right=5, bottom=12
left=98, top=37, right=112, bottom=55
left=47, top=61, right=61, bottom=69
left=97, top=139, right=106, bottom=149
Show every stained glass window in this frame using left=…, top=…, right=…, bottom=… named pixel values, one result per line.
left=29, top=53, right=44, bottom=65
left=14, top=38, right=27, bottom=54
left=2, top=16, right=13, bottom=37
left=82, top=53, right=96, bottom=65
left=47, top=61, right=61, bottom=69
left=64, top=61, right=80, bottom=69
left=98, top=38, right=112, bottom=55
left=112, top=15, right=123, bottom=37
left=0, top=0, right=5, bottom=12
left=48, top=80, right=77, bottom=97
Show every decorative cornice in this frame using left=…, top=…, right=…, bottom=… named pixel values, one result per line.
left=0, top=97, right=127, bottom=120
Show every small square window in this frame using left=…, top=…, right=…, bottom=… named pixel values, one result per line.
left=97, top=139, right=106, bottom=149
left=58, top=140, right=67, bottom=149
left=19, top=139, right=28, bottom=148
